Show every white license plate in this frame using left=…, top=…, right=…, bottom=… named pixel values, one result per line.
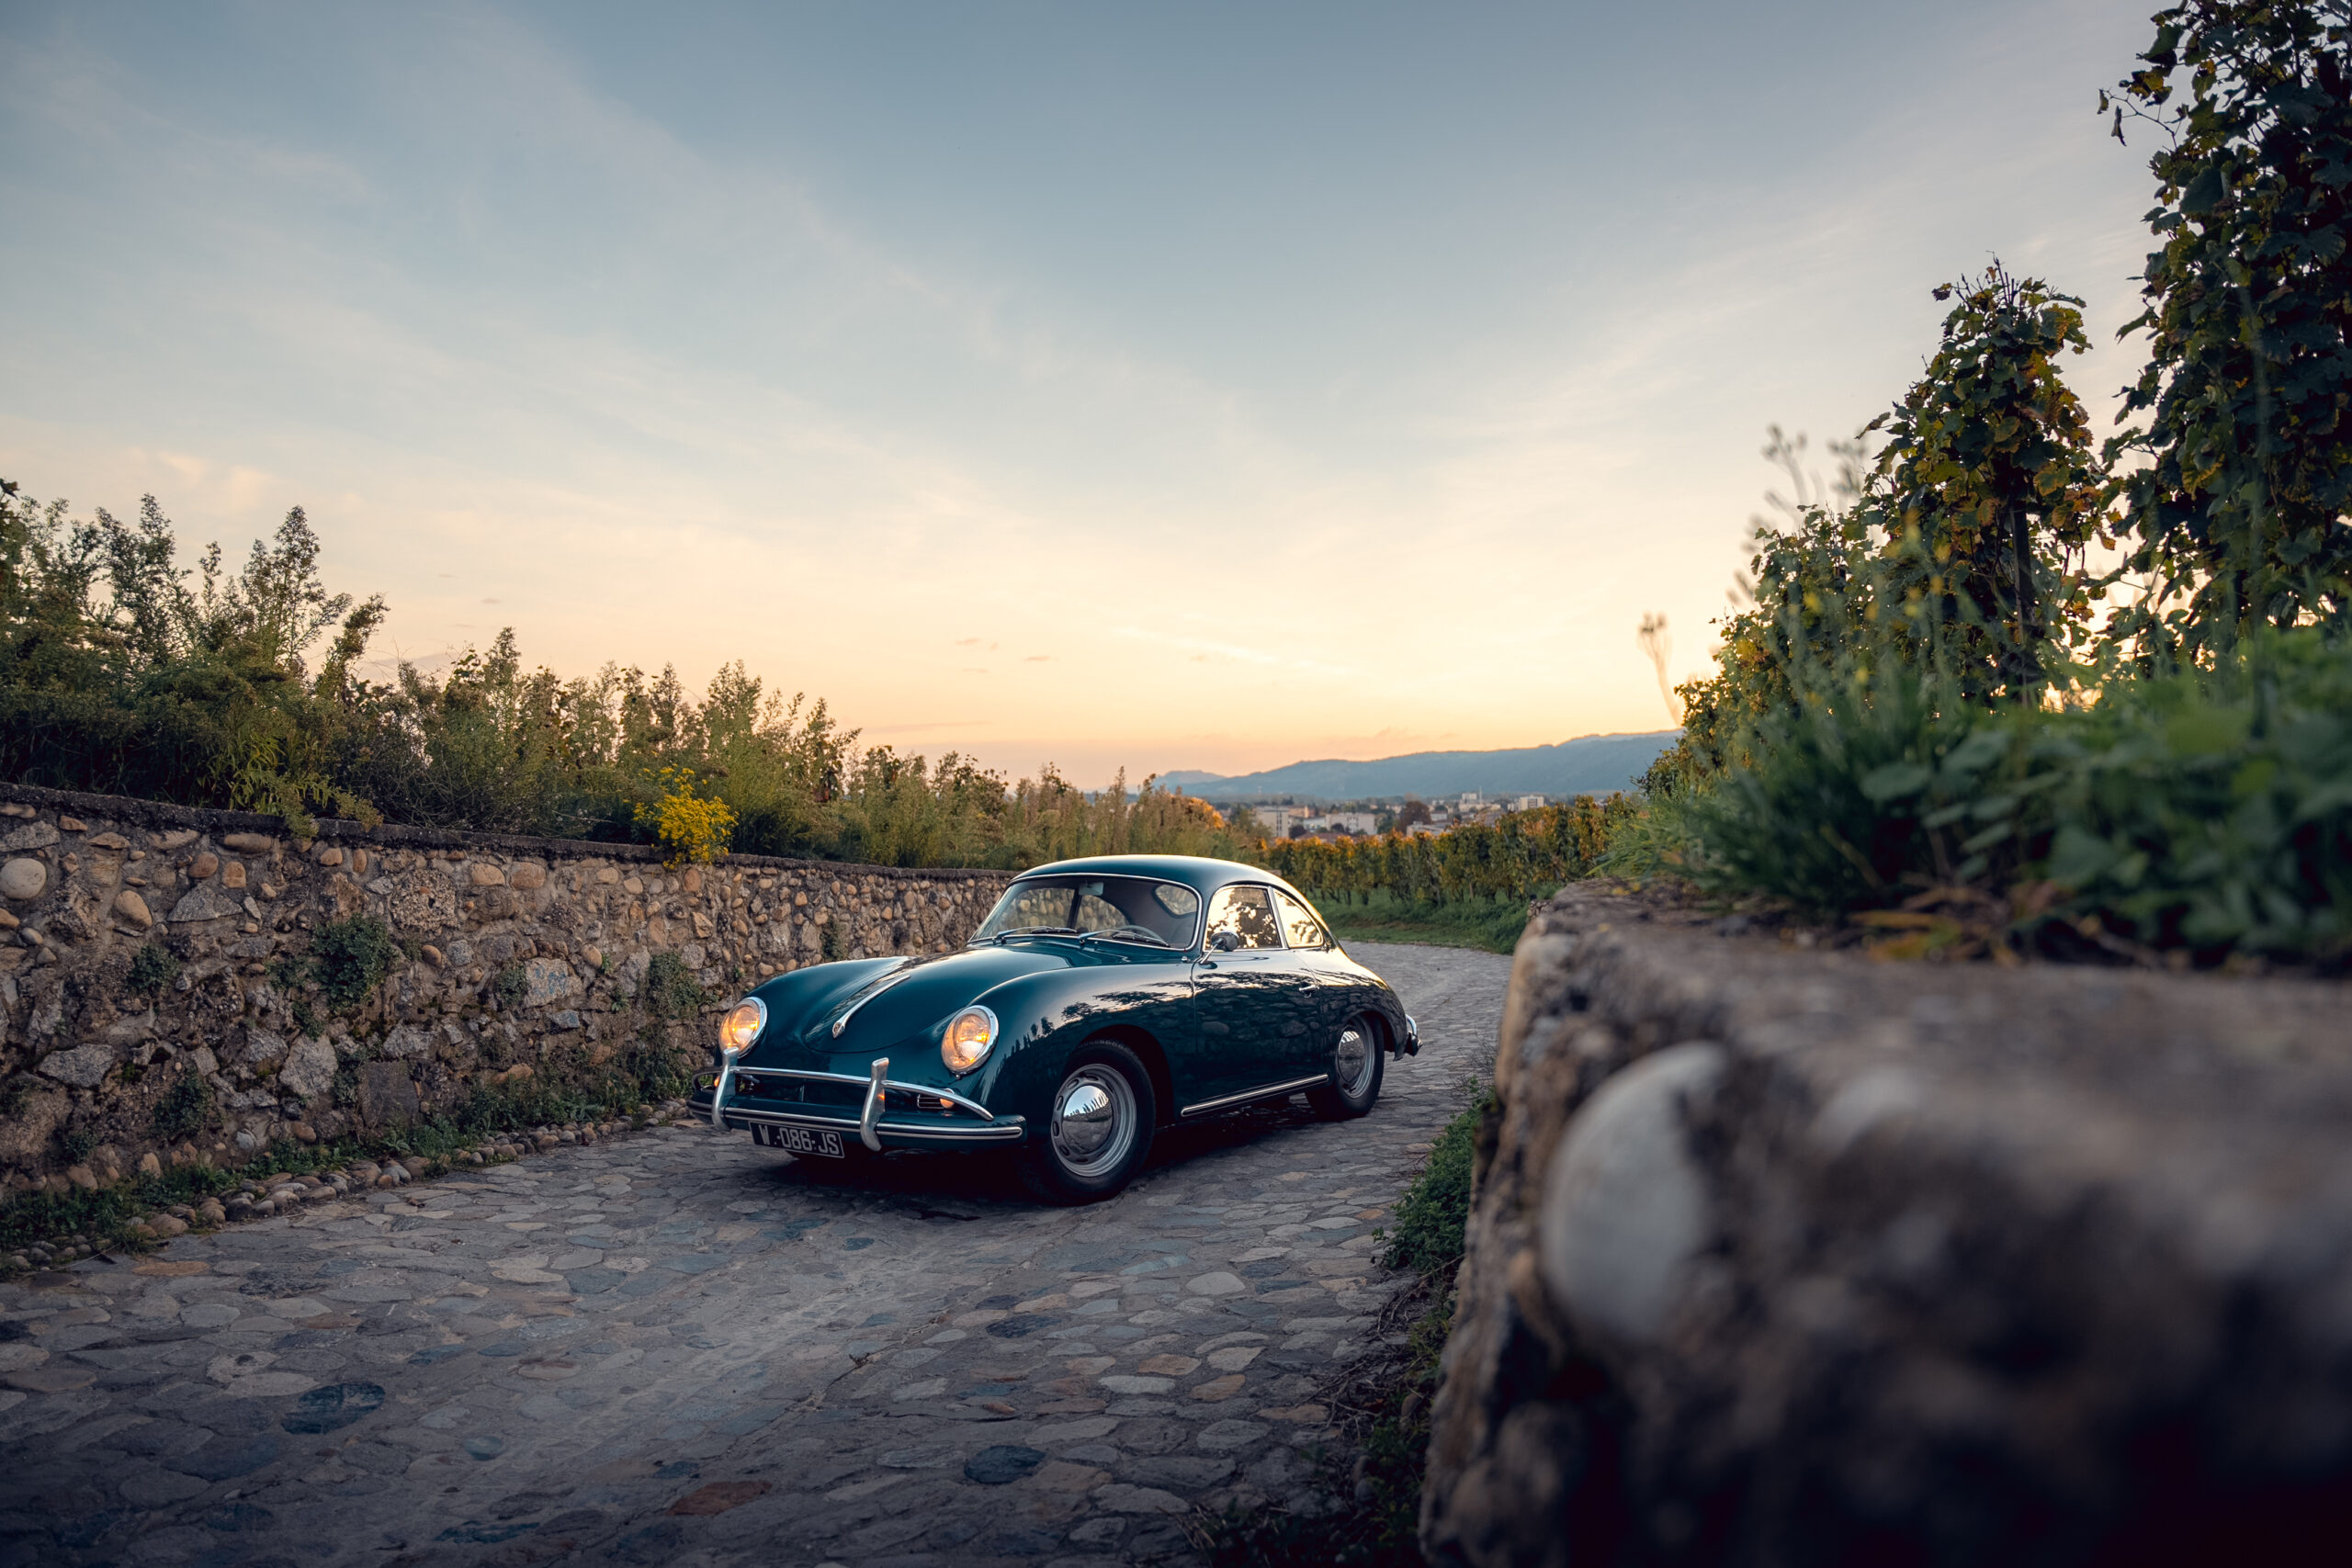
left=753, top=1123, right=844, bottom=1158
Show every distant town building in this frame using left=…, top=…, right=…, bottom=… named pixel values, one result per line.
left=1241, top=804, right=1314, bottom=838
left=1511, top=794, right=1546, bottom=812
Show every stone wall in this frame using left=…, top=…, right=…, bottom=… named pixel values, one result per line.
left=1422, top=884, right=2352, bottom=1567
left=0, top=784, right=1012, bottom=1194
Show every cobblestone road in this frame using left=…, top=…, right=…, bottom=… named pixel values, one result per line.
left=0, top=942, right=1508, bottom=1568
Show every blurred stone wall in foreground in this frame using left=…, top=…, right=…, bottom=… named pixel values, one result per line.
left=1425, top=884, right=2351, bottom=1567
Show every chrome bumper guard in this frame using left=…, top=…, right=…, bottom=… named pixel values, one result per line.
left=1400, top=1014, right=1420, bottom=1056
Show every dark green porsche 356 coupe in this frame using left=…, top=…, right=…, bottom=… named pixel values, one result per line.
left=690, top=854, right=1419, bottom=1202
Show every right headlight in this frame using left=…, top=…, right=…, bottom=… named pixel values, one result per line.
left=941, top=1006, right=998, bottom=1075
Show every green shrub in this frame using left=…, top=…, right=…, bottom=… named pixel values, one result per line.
left=152, top=1067, right=214, bottom=1142
left=1672, top=629, right=2352, bottom=963
left=641, top=951, right=705, bottom=1020
left=309, top=914, right=396, bottom=1009
left=491, top=963, right=528, bottom=1010
left=127, top=942, right=182, bottom=997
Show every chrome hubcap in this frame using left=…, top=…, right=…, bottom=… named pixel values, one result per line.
left=1050, top=1066, right=1135, bottom=1177
left=1335, top=1026, right=1374, bottom=1097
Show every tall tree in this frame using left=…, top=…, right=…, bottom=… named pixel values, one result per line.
left=2104, top=0, right=2352, bottom=650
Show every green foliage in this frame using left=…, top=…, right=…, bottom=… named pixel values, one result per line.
left=126, top=942, right=182, bottom=997
left=1865, top=264, right=2113, bottom=698
left=1253, top=797, right=1639, bottom=910
left=308, top=914, right=397, bottom=1009
left=152, top=1066, right=214, bottom=1142
left=0, top=486, right=383, bottom=836
left=2103, top=2, right=2352, bottom=651
left=1678, top=264, right=2114, bottom=760
left=1379, top=1089, right=1494, bottom=1278
left=641, top=951, right=706, bottom=1021
left=1671, top=628, right=2352, bottom=963
left=2025, top=629, right=2352, bottom=956
left=491, top=963, right=528, bottom=1010
left=1679, top=654, right=2030, bottom=916
left=0, top=481, right=1255, bottom=870
left=1321, top=893, right=1532, bottom=956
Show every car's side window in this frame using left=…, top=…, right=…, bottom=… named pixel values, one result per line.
left=1204, top=886, right=1283, bottom=950
left=1273, top=890, right=1329, bottom=950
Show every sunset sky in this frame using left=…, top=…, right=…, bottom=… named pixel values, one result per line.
left=2, top=1, right=2161, bottom=785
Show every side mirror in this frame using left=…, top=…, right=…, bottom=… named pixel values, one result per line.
left=1209, top=930, right=1240, bottom=953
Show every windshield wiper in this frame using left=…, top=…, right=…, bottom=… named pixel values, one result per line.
left=1078, top=928, right=1172, bottom=948
left=988, top=926, right=1080, bottom=944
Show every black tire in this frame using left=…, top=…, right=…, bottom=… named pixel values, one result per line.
left=1306, top=1016, right=1385, bottom=1120
left=1016, top=1040, right=1158, bottom=1204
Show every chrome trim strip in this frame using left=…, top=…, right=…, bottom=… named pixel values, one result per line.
left=733, top=1068, right=994, bottom=1122
left=723, top=1105, right=1027, bottom=1144
left=1178, top=1073, right=1330, bottom=1118
left=831, top=962, right=916, bottom=1038
left=859, top=1058, right=888, bottom=1152
left=708, top=1056, right=733, bottom=1131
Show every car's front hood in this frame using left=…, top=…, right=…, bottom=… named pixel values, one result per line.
left=786, top=941, right=1097, bottom=1052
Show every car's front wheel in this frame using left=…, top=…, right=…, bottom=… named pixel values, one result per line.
left=1306, top=1015, right=1384, bottom=1120
left=1017, top=1041, right=1158, bottom=1204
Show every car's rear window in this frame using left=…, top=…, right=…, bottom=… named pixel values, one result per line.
left=972, top=875, right=1203, bottom=949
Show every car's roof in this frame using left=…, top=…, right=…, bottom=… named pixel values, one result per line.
left=1013, top=854, right=1291, bottom=896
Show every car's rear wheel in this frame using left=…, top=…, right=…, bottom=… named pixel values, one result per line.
left=1017, top=1040, right=1157, bottom=1204
left=1306, top=1016, right=1384, bottom=1120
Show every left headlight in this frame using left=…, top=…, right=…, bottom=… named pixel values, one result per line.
left=719, top=997, right=767, bottom=1056
left=941, top=1006, right=998, bottom=1075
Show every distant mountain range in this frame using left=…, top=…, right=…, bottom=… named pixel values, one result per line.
left=1159, top=730, right=1679, bottom=802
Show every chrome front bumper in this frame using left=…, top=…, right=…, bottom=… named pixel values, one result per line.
left=695, top=1062, right=1027, bottom=1150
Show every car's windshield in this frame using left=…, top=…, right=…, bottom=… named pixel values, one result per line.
left=971, top=875, right=1204, bottom=949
